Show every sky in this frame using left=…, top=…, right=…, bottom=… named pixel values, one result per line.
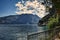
left=0, top=0, right=21, bottom=17
left=0, top=0, right=51, bottom=18
left=15, top=0, right=48, bottom=18
left=0, top=0, right=44, bottom=17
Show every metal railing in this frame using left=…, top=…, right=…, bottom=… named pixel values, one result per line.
left=27, top=26, right=60, bottom=40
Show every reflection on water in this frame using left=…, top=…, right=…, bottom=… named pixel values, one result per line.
left=0, top=24, right=46, bottom=40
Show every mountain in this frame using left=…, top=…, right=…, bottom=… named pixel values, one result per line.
left=0, top=14, right=40, bottom=24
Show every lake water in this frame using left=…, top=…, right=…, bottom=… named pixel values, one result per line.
left=0, top=24, right=46, bottom=40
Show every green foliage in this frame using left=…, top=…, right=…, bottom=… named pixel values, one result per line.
left=52, top=0, right=60, bottom=9
left=47, top=14, right=59, bottom=29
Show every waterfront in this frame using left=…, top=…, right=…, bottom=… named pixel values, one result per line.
left=0, top=24, right=47, bottom=40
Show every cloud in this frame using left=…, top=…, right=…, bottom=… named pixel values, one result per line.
left=15, top=0, right=49, bottom=18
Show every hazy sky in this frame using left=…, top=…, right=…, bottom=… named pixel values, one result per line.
left=0, top=0, right=21, bottom=17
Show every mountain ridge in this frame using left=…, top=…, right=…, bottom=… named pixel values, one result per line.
left=0, top=14, right=40, bottom=24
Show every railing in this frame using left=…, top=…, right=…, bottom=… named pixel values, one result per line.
left=27, top=26, right=60, bottom=40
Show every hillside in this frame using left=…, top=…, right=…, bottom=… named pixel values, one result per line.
left=0, top=14, right=40, bottom=24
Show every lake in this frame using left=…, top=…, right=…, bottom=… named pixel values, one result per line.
left=0, top=24, right=47, bottom=40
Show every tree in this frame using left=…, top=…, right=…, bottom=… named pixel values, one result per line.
left=47, top=14, right=59, bottom=29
